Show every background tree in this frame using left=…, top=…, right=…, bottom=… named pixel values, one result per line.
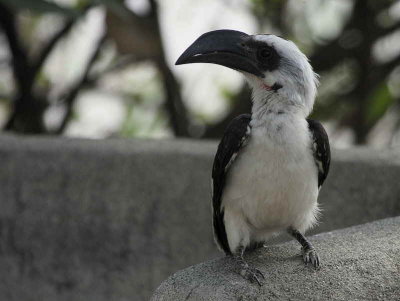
left=0, top=1, right=93, bottom=133
left=0, top=0, right=399, bottom=145
left=204, top=0, right=400, bottom=144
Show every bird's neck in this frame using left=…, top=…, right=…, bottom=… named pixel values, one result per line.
left=249, top=91, right=312, bottom=146
left=251, top=90, right=306, bottom=126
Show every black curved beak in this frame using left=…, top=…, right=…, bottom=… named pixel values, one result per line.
left=175, top=30, right=264, bottom=78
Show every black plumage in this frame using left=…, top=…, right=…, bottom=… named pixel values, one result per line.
left=307, top=119, right=331, bottom=188
left=212, top=114, right=251, bottom=254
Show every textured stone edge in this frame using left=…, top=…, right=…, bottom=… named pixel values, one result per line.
left=1, top=134, right=400, bottom=165
left=151, top=216, right=400, bottom=301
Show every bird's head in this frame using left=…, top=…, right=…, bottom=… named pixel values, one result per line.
left=176, top=30, right=318, bottom=116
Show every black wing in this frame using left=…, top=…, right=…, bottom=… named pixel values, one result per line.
left=212, top=114, right=251, bottom=255
left=307, top=119, right=331, bottom=188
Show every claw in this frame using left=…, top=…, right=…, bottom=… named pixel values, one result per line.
left=233, top=247, right=265, bottom=286
left=240, top=265, right=265, bottom=286
left=302, top=247, right=320, bottom=269
left=255, top=267, right=265, bottom=280
left=237, top=261, right=265, bottom=286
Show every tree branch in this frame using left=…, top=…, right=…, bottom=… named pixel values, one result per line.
left=147, top=0, right=190, bottom=136
left=54, top=34, right=107, bottom=134
left=156, top=59, right=190, bottom=137
left=377, top=53, right=400, bottom=78
left=0, top=3, right=32, bottom=93
left=375, top=20, right=400, bottom=38
left=31, top=19, right=74, bottom=76
left=148, top=0, right=158, bottom=16
left=31, top=4, right=93, bottom=80
left=83, top=55, right=137, bottom=87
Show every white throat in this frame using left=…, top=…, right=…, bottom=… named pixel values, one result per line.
left=250, top=87, right=307, bottom=127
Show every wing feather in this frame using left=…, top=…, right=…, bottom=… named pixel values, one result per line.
left=212, top=114, right=251, bottom=254
left=307, top=119, right=331, bottom=188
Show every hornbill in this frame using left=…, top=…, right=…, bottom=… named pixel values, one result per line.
left=176, top=30, right=330, bottom=285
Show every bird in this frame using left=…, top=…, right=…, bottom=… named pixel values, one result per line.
left=176, top=30, right=330, bottom=285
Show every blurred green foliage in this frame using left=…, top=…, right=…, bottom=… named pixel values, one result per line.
left=1, top=0, right=79, bottom=16
left=0, top=0, right=398, bottom=145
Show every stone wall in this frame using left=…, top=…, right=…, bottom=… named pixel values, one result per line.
left=0, top=134, right=399, bottom=300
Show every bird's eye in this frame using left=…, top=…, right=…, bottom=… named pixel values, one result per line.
left=259, top=48, right=272, bottom=59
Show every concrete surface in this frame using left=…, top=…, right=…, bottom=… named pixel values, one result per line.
left=151, top=216, right=400, bottom=301
left=0, top=134, right=399, bottom=300
left=0, top=135, right=217, bottom=301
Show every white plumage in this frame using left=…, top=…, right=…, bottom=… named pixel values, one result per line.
left=221, top=35, right=321, bottom=252
left=176, top=29, right=331, bottom=283
left=222, top=109, right=319, bottom=252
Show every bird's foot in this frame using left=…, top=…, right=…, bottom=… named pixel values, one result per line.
left=238, top=263, right=265, bottom=286
left=302, top=247, right=320, bottom=269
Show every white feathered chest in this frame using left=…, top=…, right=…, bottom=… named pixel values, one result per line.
left=221, top=114, right=319, bottom=235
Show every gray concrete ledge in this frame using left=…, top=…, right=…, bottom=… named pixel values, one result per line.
left=151, top=216, right=400, bottom=301
left=0, top=134, right=399, bottom=300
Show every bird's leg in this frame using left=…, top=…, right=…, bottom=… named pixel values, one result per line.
left=288, top=227, right=320, bottom=269
left=233, top=245, right=265, bottom=286
left=246, top=241, right=265, bottom=252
